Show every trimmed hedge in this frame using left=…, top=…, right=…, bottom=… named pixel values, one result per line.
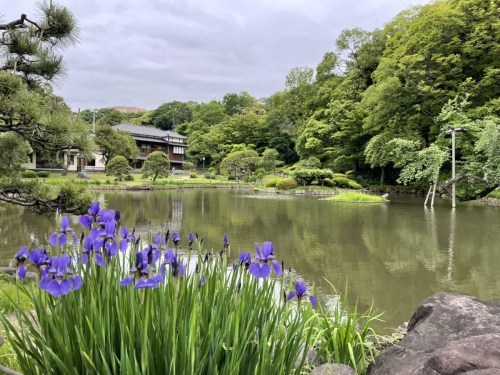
left=21, top=170, right=38, bottom=178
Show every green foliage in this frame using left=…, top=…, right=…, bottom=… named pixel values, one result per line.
left=150, top=101, right=193, bottom=130
left=265, top=178, right=280, bottom=188
left=326, top=193, right=385, bottom=202
left=0, top=133, right=32, bottom=176
left=261, top=148, right=280, bottom=173
left=220, top=149, right=260, bottom=178
left=95, top=125, right=139, bottom=167
left=36, top=171, right=50, bottom=178
left=227, top=175, right=236, bottom=181
left=332, top=177, right=363, bottom=190
left=222, top=92, right=259, bottom=116
left=189, top=172, right=198, bottom=179
left=316, top=287, right=381, bottom=372
left=123, top=174, right=134, bottom=181
left=182, top=161, right=195, bottom=170
left=291, top=169, right=334, bottom=186
left=276, top=178, right=298, bottom=190
left=106, top=156, right=131, bottom=181
left=21, top=170, right=38, bottom=178
left=142, top=151, right=170, bottom=182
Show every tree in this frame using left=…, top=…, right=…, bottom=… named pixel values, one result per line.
left=0, top=3, right=94, bottom=213
left=222, top=92, right=259, bottom=115
left=95, top=125, right=139, bottom=167
left=106, top=156, right=131, bottom=181
left=220, top=149, right=260, bottom=179
left=150, top=101, right=193, bottom=130
left=142, top=151, right=170, bottom=182
left=261, top=148, right=280, bottom=174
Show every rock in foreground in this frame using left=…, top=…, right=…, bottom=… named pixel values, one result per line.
left=369, top=292, right=500, bottom=374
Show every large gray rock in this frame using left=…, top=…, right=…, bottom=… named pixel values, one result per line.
left=369, top=292, right=500, bottom=374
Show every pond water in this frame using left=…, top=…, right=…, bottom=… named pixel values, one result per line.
left=1, top=189, right=499, bottom=333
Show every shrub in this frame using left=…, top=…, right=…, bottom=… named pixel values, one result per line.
left=265, top=178, right=280, bottom=187
left=276, top=177, right=298, bottom=190
left=204, top=173, right=216, bottom=180
left=21, top=170, right=38, bottom=178
left=190, top=172, right=198, bottom=178
left=142, top=151, right=170, bottom=182
left=106, top=156, right=131, bottom=181
left=347, top=180, right=362, bottom=189
left=124, top=174, right=134, bottom=181
left=332, top=176, right=351, bottom=188
left=323, top=178, right=334, bottom=187
left=36, top=171, right=50, bottom=178
left=227, top=175, right=236, bottom=181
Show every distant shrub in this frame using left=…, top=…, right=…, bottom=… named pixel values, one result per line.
left=276, top=177, right=298, bottom=190
left=228, top=175, right=236, bottom=181
left=291, top=169, right=334, bottom=185
left=332, top=173, right=347, bottom=179
left=204, top=173, right=216, bottom=180
left=21, top=170, right=38, bottom=178
left=36, top=171, right=50, bottom=178
left=265, top=178, right=280, bottom=187
left=254, top=168, right=266, bottom=179
left=105, top=179, right=111, bottom=185
left=323, top=178, right=334, bottom=187
left=182, top=162, right=194, bottom=170
left=332, top=177, right=351, bottom=188
left=124, top=174, right=134, bottom=181
left=190, top=172, right=198, bottom=179
left=333, top=176, right=362, bottom=189
left=347, top=180, right=362, bottom=189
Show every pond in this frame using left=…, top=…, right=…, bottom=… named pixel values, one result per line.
left=1, top=189, right=499, bottom=333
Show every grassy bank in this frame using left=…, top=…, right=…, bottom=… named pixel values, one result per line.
left=325, top=192, right=388, bottom=203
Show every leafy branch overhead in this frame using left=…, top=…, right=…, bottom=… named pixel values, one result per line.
left=0, top=3, right=94, bottom=213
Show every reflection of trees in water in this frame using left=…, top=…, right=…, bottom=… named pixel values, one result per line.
left=0, top=204, right=54, bottom=263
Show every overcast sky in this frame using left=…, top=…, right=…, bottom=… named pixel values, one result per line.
left=5, top=0, right=431, bottom=111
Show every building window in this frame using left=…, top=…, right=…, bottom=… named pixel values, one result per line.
left=69, top=155, right=75, bottom=165
left=173, top=146, right=184, bottom=155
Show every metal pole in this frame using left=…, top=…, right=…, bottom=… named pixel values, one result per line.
left=92, top=109, right=96, bottom=135
left=431, top=181, right=437, bottom=206
left=451, top=129, right=456, bottom=208
left=424, top=183, right=433, bottom=205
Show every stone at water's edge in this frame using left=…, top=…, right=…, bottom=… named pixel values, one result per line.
left=368, top=292, right=500, bottom=374
left=310, top=364, right=356, bottom=375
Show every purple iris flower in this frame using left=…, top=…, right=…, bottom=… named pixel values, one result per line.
left=14, top=246, right=29, bottom=279
left=172, top=231, right=180, bottom=246
left=80, top=201, right=101, bottom=227
left=188, top=232, right=195, bottom=249
left=286, top=281, right=317, bottom=307
left=150, top=233, right=166, bottom=250
left=15, top=246, right=29, bottom=264
left=49, top=216, right=73, bottom=247
left=161, top=249, right=185, bottom=278
left=39, top=254, right=83, bottom=297
left=119, top=226, right=135, bottom=252
left=223, top=233, right=229, bottom=249
left=238, top=252, right=252, bottom=269
left=29, top=249, right=48, bottom=269
left=248, top=242, right=282, bottom=279
left=119, top=248, right=162, bottom=287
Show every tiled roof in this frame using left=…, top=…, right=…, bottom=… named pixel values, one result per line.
left=114, top=124, right=187, bottom=139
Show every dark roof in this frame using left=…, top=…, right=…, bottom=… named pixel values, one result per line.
left=114, top=124, right=187, bottom=139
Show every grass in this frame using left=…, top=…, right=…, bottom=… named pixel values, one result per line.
left=488, top=190, right=500, bottom=199
left=325, top=192, right=388, bottom=203
left=34, top=171, right=242, bottom=188
left=0, top=277, right=35, bottom=372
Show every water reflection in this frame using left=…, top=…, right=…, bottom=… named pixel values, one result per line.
left=1, top=190, right=499, bottom=333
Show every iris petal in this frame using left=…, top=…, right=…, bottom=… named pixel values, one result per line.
left=72, top=275, right=83, bottom=290
left=249, top=262, right=271, bottom=278
left=272, top=260, right=282, bottom=276
left=286, top=291, right=296, bottom=301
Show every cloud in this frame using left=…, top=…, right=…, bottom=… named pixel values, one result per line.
left=5, top=0, right=431, bottom=110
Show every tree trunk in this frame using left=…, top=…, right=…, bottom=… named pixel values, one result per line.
left=153, top=171, right=159, bottom=182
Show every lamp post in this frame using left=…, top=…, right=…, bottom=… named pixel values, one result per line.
left=445, top=126, right=462, bottom=208
left=202, top=157, right=205, bottom=170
